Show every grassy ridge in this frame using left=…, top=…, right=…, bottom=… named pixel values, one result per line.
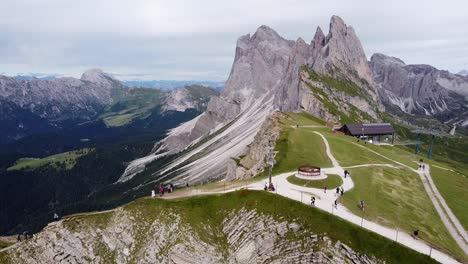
left=266, top=112, right=332, bottom=176
left=5, top=191, right=437, bottom=264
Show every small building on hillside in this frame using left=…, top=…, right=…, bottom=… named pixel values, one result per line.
left=337, top=123, right=396, bottom=144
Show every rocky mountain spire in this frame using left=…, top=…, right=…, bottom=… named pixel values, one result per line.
left=313, top=15, right=374, bottom=86
left=120, top=15, right=383, bottom=184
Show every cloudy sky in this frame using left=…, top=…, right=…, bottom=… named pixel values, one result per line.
left=1, top=0, right=467, bottom=81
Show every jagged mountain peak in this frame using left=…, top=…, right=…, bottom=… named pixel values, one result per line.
left=120, top=15, right=384, bottom=184
left=252, top=25, right=283, bottom=40
left=312, top=26, right=325, bottom=47
left=457, top=69, right=468, bottom=76
left=370, top=53, right=406, bottom=66
left=312, top=16, right=374, bottom=85
left=80, top=68, right=120, bottom=86
left=329, top=15, right=348, bottom=35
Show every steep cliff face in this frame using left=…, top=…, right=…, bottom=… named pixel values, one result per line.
left=0, top=192, right=383, bottom=264
left=120, top=16, right=381, bottom=185
left=370, top=53, right=468, bottom=127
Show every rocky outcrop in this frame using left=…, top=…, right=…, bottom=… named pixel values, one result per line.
left=120, top=16, right=381, bottom=185
left=370, top=53, right=468, bottom=127
left=1, top=205, right=380, bottom=264
left=312, top=16, right=375, bottom=88
left=226, top=112, right=283, bottom=180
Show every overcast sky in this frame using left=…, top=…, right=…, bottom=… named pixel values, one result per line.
left=1, top=0, right=467, bottom=81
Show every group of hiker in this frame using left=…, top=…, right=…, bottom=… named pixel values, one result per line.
left=151, top=183, right=175, bottom=198
left=418, top=159, right=426, bottom=170
left=17, top=231, right=32, bottom=242
left=263, top=182, right=275, bottom=191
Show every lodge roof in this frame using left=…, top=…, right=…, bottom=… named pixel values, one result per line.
left=340, top=123, right=395, bottom=136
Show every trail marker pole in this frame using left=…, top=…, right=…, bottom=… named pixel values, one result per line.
left=395, top=228, right=399, bottom=242
left=429, top=245, right=432, bottom=257
left=301, top=191, right=303, bottom=203
left=332, top=204, right=334, bottom=215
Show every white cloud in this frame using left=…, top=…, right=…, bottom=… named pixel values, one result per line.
left=0, top=0, right=467, bottom=80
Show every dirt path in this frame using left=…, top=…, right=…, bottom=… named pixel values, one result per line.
left=423, top=165, right=468, bottom=244
left=352, top=143, right=468, bottom=256
left=157, top=132, right=461, bottom=264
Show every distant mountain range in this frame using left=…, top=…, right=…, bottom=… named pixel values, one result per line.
left=122, top=80, right=225, bottom=91
left=371, top=54, right=468, bottom=128
left=0, top=69, right=219, bottom=145
left=8, top=74, right=225, bottom=91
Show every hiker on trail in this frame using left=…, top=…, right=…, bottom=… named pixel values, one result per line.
left=269, top=183, right=275, bottom=191
left=264, top=183, right=268, bottom=191
left=360, top=200, right=365, bottom=211
left=413, top=229, right=419, bottom=239
left=151, top=190, right=156, bottom=198
left=311, top=196, right=316, bottom=206
left=344, top=170, right=348, bottom=178
left=170, top=183, right=174, bottom=193
left=334, top=199, right=338, bottom=209
left=53, top=213, right=59, bottom=221
left=324, top=186, right=327, bottom=193
left=159, top=185, right=164, bottom=197
left=422, top=164, right=425, bottom=170
left=419, top=164, right=422, bottom=170
left=17, top=233, right=21, bottom=242
left=340, top=187, right=344, bottom=196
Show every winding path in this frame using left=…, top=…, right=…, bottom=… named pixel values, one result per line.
left=161, top=131, right=463, bottom=264
left=3, top=132, right=465, bottom=263
left=352, top=142, right=468, bottom=255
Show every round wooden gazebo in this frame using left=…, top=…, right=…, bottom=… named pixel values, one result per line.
left=297, top=165, right=321, bottom=177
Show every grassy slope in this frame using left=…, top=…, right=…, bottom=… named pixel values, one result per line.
left=269, top=112, right=332, bottom=176
left=0, top=191, right=437, bottom=264
left=7, top=148, right=93, bottom=171
left=278, top=112, right=466, bottom=260
left=100, top=88, right=164, bottom=127
left=287, top=174, right=343, bottom=189
left=321, top=131, right=466, bottom=260
left=429, top=166, right=468, bottom=230
left=339, top=166, right=465, bottom=259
